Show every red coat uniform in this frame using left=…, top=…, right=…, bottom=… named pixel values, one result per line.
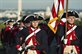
left=25, top=27, right=40, bottom=54
left=63, top=24, right=80, bottom=54
left=1, top=26, right=18, bottom=54
left=56, top=18, right=82, bottom=54
left=16, top=27, right=49, bottom=54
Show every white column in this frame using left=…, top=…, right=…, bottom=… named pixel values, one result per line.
left=18, top=0, right=22, bottom=20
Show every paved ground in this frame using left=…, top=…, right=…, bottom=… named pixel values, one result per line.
left=0, top=48, right=5, bottom=54
left=0, top=41, right=4, bottom=54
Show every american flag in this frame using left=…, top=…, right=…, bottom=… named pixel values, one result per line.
left=48, top=0, right=64, bottom=33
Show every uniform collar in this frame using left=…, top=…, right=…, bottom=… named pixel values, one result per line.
left=31, top=27, right=38, bottom=31
left=67, top=23, right=75, bottom=30
left=19, top=27, right=23, bottom=30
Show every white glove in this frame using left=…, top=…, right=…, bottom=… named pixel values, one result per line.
left=63, top=39, right=68, bottom=44
left=61, top=18, right=67, bottom=23
left=18, top=46, right=23, bottom=51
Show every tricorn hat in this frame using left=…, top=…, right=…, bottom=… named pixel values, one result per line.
left=23, top=15, right=32, bottom=23
left=61, top=11, right=79, bottom=18
left=4, top=19, right=15, bottom=25
left=16, top=20, right=22, bottom=25
left=4, top=20, right=10, bottom=25
left=8, top=19, right=14, bottom=22
left=21, top=15, right=27, bottom=23
left=24, top=14, right=43, bottom=23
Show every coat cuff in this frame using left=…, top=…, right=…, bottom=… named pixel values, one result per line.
left=16, top=45, right=23, bottom=51
left=60, top=18, right=66, bottom=26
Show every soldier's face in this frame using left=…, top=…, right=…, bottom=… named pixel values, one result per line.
left=25, top=23, right=31, bottom=27
left=9, top=22, right=14, bottom=26
left=67, top=16, right=75, bottom=24
left=31, top=20, right=39, bottom=28
left=20, top=22, right=24, bottom=27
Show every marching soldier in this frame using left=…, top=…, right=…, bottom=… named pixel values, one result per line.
left=15, top=16, right=30, bottom=54
left=1, top=20, right=10, bottom=44
left=56, top=11, right=82, bottom=54
left=1, top=19, right=18, bottom=54
left=16, top=14, right=49, bottom=54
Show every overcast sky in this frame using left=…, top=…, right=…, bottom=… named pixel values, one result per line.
left=0, top=0, right=82, bottom=10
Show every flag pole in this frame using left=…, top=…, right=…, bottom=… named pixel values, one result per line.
left=65, top=0, right=68, bottom=38
left=65, top=0, right=75, bottom=53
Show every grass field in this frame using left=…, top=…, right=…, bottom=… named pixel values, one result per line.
left=0, top=22, right=5, bottom=48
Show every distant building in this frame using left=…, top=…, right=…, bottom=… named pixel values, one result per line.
left=33, top=6, right=51, bottom=20
left=0, top=10, right=18, bottom=18
left=34, top=11, right=45, bottom=16
left=0, top=13, right=3, bottom=18
left=3, top=11, right=18, bottom=18
left=79, top=12, right=82, bottom=18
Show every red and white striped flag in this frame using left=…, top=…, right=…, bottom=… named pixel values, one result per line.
left=58, top=0, right=64, bottom=17
left=48, top=0, right=64, bottom=33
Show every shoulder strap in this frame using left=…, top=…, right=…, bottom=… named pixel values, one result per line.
left=61, top=25, right=77, bottom=40
left=66, top=25, right=77, bottom=35
left=25, top=28, right=41, bottom=42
